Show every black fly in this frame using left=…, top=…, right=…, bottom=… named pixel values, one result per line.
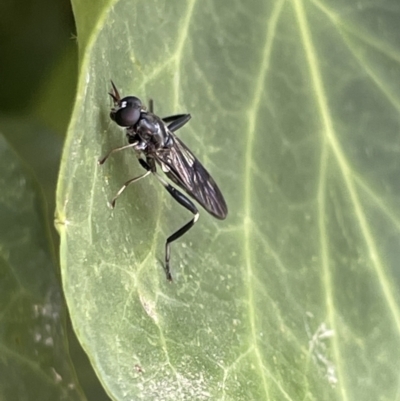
left=99, top=81, right=228, bottom=281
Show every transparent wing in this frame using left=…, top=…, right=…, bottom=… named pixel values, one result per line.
left=154, top=134, right=228, bottom=220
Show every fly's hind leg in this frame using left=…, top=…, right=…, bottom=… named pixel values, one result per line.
left=153, top=172, right=199, bottom=281
left=148, top=99, right=154, bottom=113
left=165, top=114, right=191, bottom=132
left=148, top=98, right=191, bottom=132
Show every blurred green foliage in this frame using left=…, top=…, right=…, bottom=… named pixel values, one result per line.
left=0, top=0, right=110, bottom=399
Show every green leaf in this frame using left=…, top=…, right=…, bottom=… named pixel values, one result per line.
left=0, top=134, right=85, bottom=401
left=57, top=0, right=400, bottom=400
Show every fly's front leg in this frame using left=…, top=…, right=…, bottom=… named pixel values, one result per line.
left=98, top=142, right=138, bottom=165
left=100, top=138, right=151, bottom=207
left=153, top=173, right=199, bottom=281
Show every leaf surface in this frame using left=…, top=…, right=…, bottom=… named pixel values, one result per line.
left=57, top=0, right=400, bottom=400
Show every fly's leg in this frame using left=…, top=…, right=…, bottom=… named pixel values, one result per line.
left=161, top=114, right=186, bottom=123
left=153, top=172, right=199, bottom=281
left=109, top=170, right=151, bottom=208
left=148, top=98, right=191, bottom=132
left=109, top=158, right=153, bottom=207
left=165, top=114, right=191, bottom=132
left=100, top=142, right=150, bottom=207
left=148, top=99, right=154, bottom=113
left=98, top=142, right=138, bottom=165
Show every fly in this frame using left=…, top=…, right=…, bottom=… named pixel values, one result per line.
left=99, top=81, right=228, bottom=281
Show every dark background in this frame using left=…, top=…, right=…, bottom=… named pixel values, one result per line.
left=0, top=0, right=110, bottom=399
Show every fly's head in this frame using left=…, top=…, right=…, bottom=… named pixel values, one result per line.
left=109, top=81, right=144, bottom=127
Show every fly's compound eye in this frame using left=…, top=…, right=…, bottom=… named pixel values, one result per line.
left=112, top=96, right=142, bottom=127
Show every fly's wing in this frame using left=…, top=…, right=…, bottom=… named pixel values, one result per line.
left=155, top=134, right=228, bottom=220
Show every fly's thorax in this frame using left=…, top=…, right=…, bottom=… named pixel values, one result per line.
left=136, top=113, right=170, bottom=148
